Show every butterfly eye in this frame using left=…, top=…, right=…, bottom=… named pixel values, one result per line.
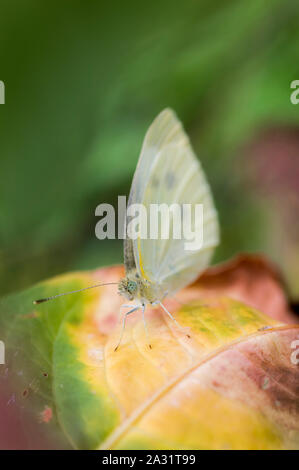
left=127, top=280, right=137, bottom=293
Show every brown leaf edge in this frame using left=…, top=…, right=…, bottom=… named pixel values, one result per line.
left=190, top=253, right=298, bottom=325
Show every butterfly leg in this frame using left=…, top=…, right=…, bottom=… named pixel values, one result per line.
left=117, top=304, right=136, bottom=323
left=158, top=301, right=191, bottom=338
left=141, top=303, right=152, bottom=349
left=114, top=305, right=140, bottom=351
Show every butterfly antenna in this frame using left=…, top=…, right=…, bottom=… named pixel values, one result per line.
left=33, top=282, right=118, bottom=305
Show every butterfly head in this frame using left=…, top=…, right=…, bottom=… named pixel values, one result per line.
left=118, top=277, right=138, bottom=301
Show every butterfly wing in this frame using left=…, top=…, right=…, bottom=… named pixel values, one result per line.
left=124, top=108, right=184, bottom=274
left=125, top=108, right=219, bottom=296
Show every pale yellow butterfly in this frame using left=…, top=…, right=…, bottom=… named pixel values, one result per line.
left=34, top=108, right=219, bottom=350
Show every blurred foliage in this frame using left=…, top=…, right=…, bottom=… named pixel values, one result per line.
left=0, top=0, right=299, bottom=296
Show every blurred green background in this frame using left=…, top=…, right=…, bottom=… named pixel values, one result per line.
left=0, top=0, right=298, bottom=298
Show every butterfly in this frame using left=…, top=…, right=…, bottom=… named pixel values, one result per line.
left=34, top=109, right=219, bottom=350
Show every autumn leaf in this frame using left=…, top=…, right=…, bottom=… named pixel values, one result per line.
left=190, top=253, right=298, bottom=324
left=0, top=258, right=298, bottom=450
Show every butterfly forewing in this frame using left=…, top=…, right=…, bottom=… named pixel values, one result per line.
left=125, top=108, right=219, bottom=297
